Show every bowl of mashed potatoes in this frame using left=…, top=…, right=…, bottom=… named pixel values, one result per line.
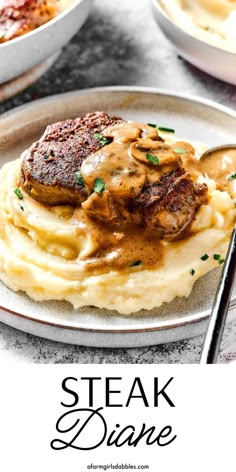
left=152, top=0, right=236, bottom=85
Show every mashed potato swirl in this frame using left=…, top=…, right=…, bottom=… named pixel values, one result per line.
left=0, top=145, right=235, bottom=314
left=161, top=0, right=236, bottom=53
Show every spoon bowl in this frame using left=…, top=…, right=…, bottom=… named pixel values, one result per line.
left=200, top=144, right=236, bottom=162
left=198, top=144, right=236, bottom=195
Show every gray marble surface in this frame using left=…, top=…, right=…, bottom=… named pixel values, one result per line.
left=0, top=0, right=236, bottom=364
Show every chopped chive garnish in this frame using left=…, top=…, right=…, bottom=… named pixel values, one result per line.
left=157, top=126, right=175, bottom=133
left=93, top=133, right=112, bottom=146
left=147, top=123, right=175, bottom=133
left=213, top=254, right=221, bottom=261
left=94, top=178, right=106, bottom=194
left=14, top=188, right=23, bottom=200
left=20, top=205, right=24, bottom=211
left=213, top=255, right=225, bottom=265
left=75, top=171, right=84, bottom=187
left=227, top=172, right=236, bottom=181
left=173, top=147, right=188, bottom=154
left=147, top=123, right=158, bottom=128
left=190, top=269, right=195, bottom=276
left=146, top=153, right=159, bottom=165
left=201, top=254, right=209, bottom=261
left=130, top=260, right=142, bottom=267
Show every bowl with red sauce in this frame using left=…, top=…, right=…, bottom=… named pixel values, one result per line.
left=0, top=0, right=93, bottom=84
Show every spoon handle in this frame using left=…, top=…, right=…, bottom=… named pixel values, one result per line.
left=200, top=227, right=236, bottom=364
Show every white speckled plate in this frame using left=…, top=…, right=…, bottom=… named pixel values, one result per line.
left=0, top=86, right=236, bottom=347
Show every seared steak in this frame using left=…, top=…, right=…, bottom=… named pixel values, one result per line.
left=21, top=112, right=124, bottom=205
left=20, top=112, right=208, bottom=241
left=129, top=168, right=207, bottom=240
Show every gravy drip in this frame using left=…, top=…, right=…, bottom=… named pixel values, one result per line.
left=71, top=208, right=164, bottom=272
left=75, top=122, right=176, bottom=271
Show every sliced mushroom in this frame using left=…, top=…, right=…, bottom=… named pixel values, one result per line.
left=130, top=140, right=181, bottom=167
left=103, top=122, right=160, bottom=143
left=81, top=143, right=146, bottom=197
left=103, top=123, right=142, bottom=142
left=140, top=125, right=160, bottom=141
left=171, top=141, right=199, bottom=181
left=171, top=141, right=195, bottom=155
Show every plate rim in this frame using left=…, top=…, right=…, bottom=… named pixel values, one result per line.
left=1, top=85, right=236, bottom=335
left=1, top=85, right=236, bottom=123
left=1, top=300, right=236, bottom=334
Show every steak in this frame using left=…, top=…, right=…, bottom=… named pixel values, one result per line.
left=21, top=111, right=124, bottom=205
left=129, top=168, right=208, bottom=240
left=20, top=111, right=208, bottom=241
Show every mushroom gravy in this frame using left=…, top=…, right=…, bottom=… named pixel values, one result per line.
left=81, top=122, right=180, bottom=200
left=75, top=122, right=173, bottom=271
left=75, top=124, right=236, bottom=272
left=25, top=119, right=236, bottom=273
left=71, top=207, right=164, bottom=272
left=67, top=122, right=203, bottom=272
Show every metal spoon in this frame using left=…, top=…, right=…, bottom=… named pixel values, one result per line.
left=200, top=227, right=236, bottom=363
left=199, top=144, right=236, bottom=363
left=200, top=143, right=236, bottom=162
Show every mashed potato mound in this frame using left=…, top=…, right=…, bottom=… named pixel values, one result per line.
left=0, top=152, right=235, bottom=314
left=161, top=0, right=236, bottom=53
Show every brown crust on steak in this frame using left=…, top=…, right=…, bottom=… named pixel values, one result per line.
left=128, top=168, right=208, bottom=240
left=20, top=112, right=208, bottom=242
left=20, top=112, right=124, bottom=206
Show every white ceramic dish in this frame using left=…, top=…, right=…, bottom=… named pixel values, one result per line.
left=0, top=86, right=236, bottom=348
left=0, top=52, right=60, bottom=103
left=151, top=0, right=236, bottom=86
left=0, top=0, right=93, bottom=84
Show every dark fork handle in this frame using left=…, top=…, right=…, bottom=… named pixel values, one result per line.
left=200, top=227, right=236, bottom=364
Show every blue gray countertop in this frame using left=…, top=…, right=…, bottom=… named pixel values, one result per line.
left=0, top=0, right=236, bottom=364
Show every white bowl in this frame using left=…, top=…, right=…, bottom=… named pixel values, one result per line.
left=151, top=0, right=236, bottom=86
left=0, top=0, right=93, bottom=84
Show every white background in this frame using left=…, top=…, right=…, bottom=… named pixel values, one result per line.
left=0, top=365, right=235, bottom=471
